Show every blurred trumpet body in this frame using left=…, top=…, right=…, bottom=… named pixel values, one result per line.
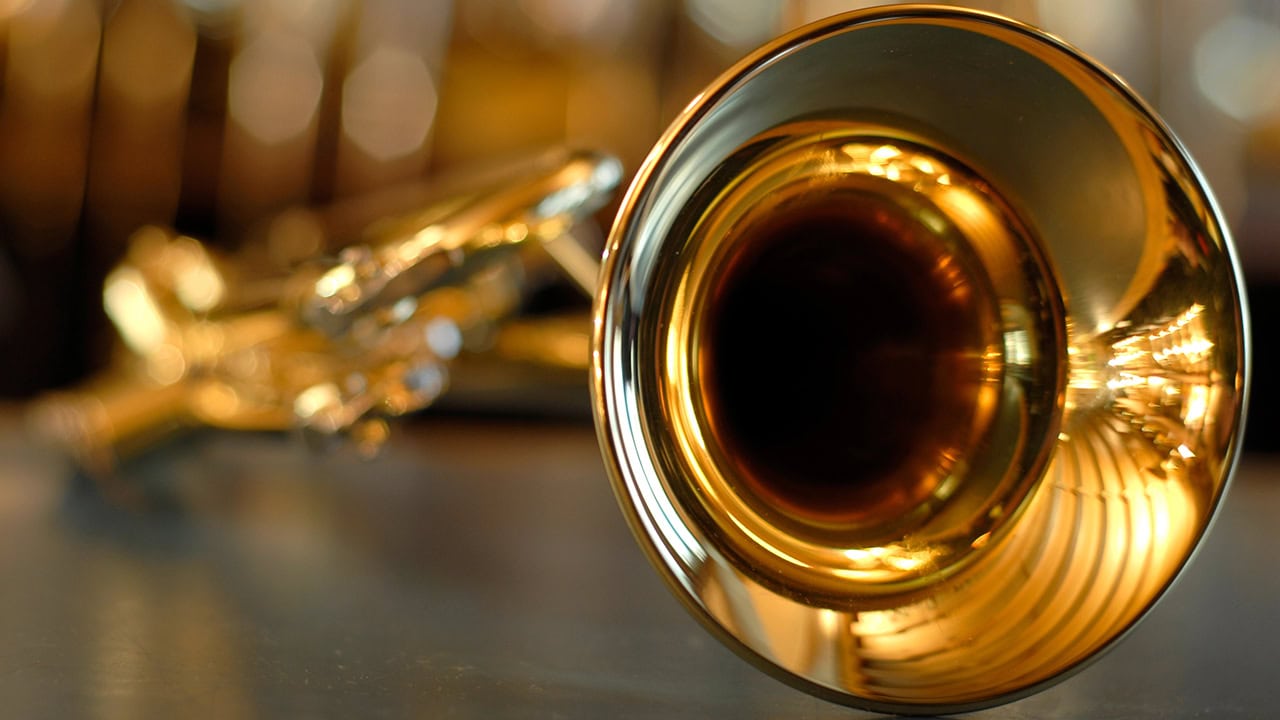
left=33, top=150, right=619, bottom=469
left=33, top=6, right=1249, bottom=716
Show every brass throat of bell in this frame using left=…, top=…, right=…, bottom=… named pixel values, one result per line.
left=650, top=124, right=1064, bottom=599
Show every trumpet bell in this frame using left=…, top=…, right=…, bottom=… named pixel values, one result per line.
left=593, top=6, right=1248, bottom=714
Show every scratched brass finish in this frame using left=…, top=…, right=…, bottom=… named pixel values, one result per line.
left=594, top=6, right=1248, bottom=714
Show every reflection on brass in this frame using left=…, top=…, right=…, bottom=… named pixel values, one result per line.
left=594, top=6, right=1247, bottom=716
left=32, top=6, right=1249, bottom=717
left=658, top=130, right=1058, bottom=594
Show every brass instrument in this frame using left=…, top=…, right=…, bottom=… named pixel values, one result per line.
left=32, top=149, right=620, bottom=474
left=32, top=6, right=1249, bottom=716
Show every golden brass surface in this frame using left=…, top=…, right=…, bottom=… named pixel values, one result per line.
left=593, top=5, right=1247, bottom=715
left=650, top=128, right=1062, bottom=597
left=32, top=5, right=1249, bottom=716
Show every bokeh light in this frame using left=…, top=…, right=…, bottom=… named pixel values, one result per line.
left=227, top=30, right=324, bottom=146
left=342, top=45, right=438, bottom=162
left=1193, top=13, right=1280, bottom=122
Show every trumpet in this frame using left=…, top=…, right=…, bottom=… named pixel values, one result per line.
left=32, top=6, right=1249, bottom=715
left=32, top=149, right=620, bottom=472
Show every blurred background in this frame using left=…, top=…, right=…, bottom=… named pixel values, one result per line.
left=0, top=0, right=1275, bottom=446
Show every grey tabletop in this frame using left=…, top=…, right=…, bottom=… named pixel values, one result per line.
left=0, top=413, right=1276, bottom=719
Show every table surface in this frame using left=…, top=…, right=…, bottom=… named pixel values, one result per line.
left=0, top=412, right=1276, bottom=719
